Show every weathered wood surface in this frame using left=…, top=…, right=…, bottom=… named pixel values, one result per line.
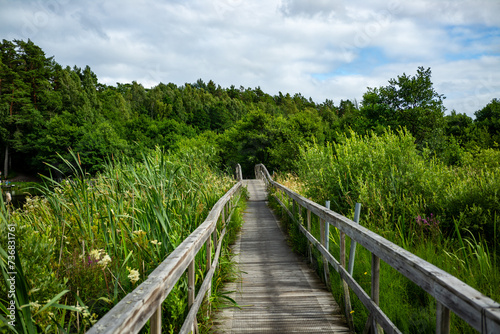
left=273, top=192, right=400, bottom=333
left=255, top=164, right=500, bottom=334
left=214, top=180, right=352, bottom=333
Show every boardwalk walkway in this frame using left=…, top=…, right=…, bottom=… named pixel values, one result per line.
left=214, top=179, right=352, bottom=333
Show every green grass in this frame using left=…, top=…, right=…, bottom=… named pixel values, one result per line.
left=0, top=146, right=239, bottom=333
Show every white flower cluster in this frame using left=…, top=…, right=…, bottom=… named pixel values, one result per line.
left=87, top=249, right=112, bottom=268
left=74, top=304, right=98, bottom=324
left=127, top=267, right=140, bottom=284
left=29, top=300, right=41, bottom=312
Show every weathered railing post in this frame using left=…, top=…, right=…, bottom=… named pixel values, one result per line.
left=371, top=254, right=382, bottom=334
left=340, top=224, right=354, bottom=330
left=150, top=307, right=161, bottom=334
left=320, top=216, right=325, bottom=275
left=324, top=201, right=330, bottom=287
left=188, top=260, right=196, bottom=333
left=348, top=203, right=361, bottom=276
left=212, top=229, right=218, bottom=264
left=436, top=302, right=451, bottom=334
left=307, top=209, right=312, bottom=264
left=235, top=164, right=242, bottom=181
left=222, top=206, right=226, bottom=226
left=206, top=236, right=212, bottom=305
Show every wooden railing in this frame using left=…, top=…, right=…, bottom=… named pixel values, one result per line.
left=88, top=164, right=243, bottom=334
left=255, top=164, right=500, bottom=334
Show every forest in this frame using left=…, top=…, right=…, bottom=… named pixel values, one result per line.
left=1, top=39, right=499, bottom=179
left=1, top=39, right=499, bottom=333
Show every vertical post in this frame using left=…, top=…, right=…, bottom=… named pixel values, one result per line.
left=150, top=306, right=162, bottom=334
left=324, top=201, right=330, bottom=286
left=320, top=217, right=325, bottom=273
left=348, top=203, right=361, bottom=276
left=436, top=302, right=451, bottom=334
left=212, top=229, right=217, bottom=265
left=222, top=206, right=226, bottom=226
left=341, top=229, right=354, bottom=330
left=307, top=209, right=312, bottom=264
left=188, top=259, right=196, bottom=333
left=371, top=254, right=382, bottom=334
left=206, top=237, right=212, bottom=303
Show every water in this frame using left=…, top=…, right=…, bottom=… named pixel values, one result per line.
left=1, top=187, right=41, bottom=209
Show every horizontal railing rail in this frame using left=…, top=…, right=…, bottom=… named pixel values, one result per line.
left=88, top=166, right=243, bottom=334
left=255, top=163, right=500, bottom=334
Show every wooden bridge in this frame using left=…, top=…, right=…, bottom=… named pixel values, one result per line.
left=213, top=179, right=351, bottom=333
left=88, top=164, right=500, bottom=334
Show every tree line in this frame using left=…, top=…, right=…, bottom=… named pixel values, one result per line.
left=1, top=39, right=499, bottom=178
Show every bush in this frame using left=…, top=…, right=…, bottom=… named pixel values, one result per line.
left=296, top=129, right=500, bottom=246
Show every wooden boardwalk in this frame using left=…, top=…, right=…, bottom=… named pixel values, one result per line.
left=214, top=180, right=352, bottom=333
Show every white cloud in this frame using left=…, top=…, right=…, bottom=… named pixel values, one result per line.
left=279, top=0, right=345, bottom=18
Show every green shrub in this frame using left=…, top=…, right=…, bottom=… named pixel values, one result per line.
left=291, top=129, right=499, bottom=332
left=296, top=129, right=499, bottom=247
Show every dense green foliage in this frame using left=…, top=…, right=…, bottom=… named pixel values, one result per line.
left=296, top=130, right=500, bottom=244
left=277, top=130, right=499, bottom=333
left=0, top=40, right=334, bottom=178
left=3, top=40, right=497, bottom=181
left=0, top=142, right=241, bottom=333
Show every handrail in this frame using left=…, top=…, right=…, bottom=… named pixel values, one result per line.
left=87, top=180, right=242, bottom=334
left=255, top=163, right=500, bottom=334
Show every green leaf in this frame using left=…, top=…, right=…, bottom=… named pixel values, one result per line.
left=33, top=290, right=70, bottom=316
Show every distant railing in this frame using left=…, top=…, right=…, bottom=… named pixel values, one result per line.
left=255, top=164, right=500, bottom=334
left=235, top=163, right=243, bottom=182
left=88, top=164, right=243, bottom=334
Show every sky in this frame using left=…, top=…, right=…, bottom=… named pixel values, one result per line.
left=1, top=0, right=499, bottom=117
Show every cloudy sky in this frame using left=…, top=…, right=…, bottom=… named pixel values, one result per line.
left=1, top=0, right=499, bottom=117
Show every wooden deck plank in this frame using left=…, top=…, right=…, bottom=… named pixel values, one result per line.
left=214, top=180, right=352, bottom=334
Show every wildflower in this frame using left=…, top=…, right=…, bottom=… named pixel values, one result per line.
left=89, top=249, right=103, bottom=260
left=75, top=305, right=91, bottom=318
left=82, top=309, right=91, bottom=318
left=350, top=310, right=355, bottom=314
left=133, top=230, right=146, bottom=237
left=127, top=267, right=140, bottom=284
left=150, top=240, right=162, bottom=245
left=83, top=249, right=112, bottom=268
left=98, top=254, right=112, bottom=268
left=29, top=301, right=41, bottom=312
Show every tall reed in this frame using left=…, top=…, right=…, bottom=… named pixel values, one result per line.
left=0, top=145, right=235, bottom=333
